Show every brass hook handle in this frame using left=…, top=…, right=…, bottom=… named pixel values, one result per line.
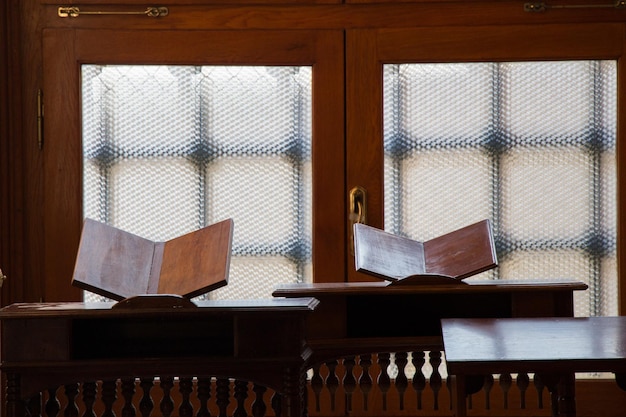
left=349, top=187, right=367, bottom=255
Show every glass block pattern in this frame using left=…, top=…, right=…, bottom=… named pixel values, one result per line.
left=82, top=65, right=312, bottom=301
left=383, top=61, right=617, bottom=317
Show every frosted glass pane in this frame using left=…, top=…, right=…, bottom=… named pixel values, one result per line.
left=384, top=61, right=617, bottom=316
left=82, top=65, right=312, bottom=302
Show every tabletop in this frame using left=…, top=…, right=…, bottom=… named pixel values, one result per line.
left=442, top=316, right=626, bottom=375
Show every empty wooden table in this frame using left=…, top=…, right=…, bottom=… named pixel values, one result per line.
left=441, top=316, right=626, bottom=417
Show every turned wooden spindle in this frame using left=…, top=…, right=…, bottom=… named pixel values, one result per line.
left=377, top=353, right=391, bottom=411
left=310, top=364, right=324, bottom=412
left=395, top=352, right=408, bottom=411
left=325, top=360, right=339, bottom=411
left=499, top=373, right=513, bottom=409
left=159, top=377, right=175, bottom=417
left=271, top=389, right=282, bottom=417
left=101, top=381, right=117, bottom=417
left=252, top=383, right=267, bottom=417
left=533, top=373, right=546, bottom=409
left=343, top=357, right=356, bottom=412
left=121, top=378, right=136, bottom=417
left=81, top=382, right=97, bottom=417
left=216, top=378, right=230, bottom=417
left=26, top=393, right=42, bottom=417
left=517, top=372, right=530, bottom=409
left=358, top=354, right=373, bottom=411
left=483, top=374, right=494, bottom=410
left=411, top=351, right=426, bottom=410
left=178, top=377, right=194, bottom=417
left=44, top=388, right=60, bottom=417
left=234, top=380, right=249, bottom=417
left=429, top=351, right=442, bottom=411
left=139, top=378, right=155, bottom=417
left=196, top=378, right=212, bottom=417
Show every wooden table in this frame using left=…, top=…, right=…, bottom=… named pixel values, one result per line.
left=0, top=297, right=319, bottom=417
left=441, top=316, right=626, bottom=417
left=273, top=280, right=588, bottom=365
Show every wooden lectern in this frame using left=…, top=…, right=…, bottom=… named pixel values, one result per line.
left=72, top=218, right=234, bottom=301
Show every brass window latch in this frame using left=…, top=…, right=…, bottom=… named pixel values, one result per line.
left=524, top=0, right=626, bottom=12
left=58, top=6, right=169, bottom=18
left=348, top=186, right=367, bottom=255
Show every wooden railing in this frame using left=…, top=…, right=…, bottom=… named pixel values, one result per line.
left=20, top=352, right=554, bottom=417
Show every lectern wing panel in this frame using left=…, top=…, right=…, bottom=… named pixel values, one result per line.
left=158, top=218, right=233, bottom=298
left=424, top=219, right=497, bottom=279
left=353, top=223, right=426, bottom=281
left=72, top=218, right=234, bottom=300
left=72, top=219, right=154, bottom=301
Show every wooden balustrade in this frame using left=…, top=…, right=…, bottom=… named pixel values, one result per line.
left=20, top=352, right=552, bottom=417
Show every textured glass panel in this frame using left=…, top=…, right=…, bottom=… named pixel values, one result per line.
left=82, top=65, right=312, bottom=302
left=501, top=148, right=590, bottom=240
left=384, top=61, right=617, bottom=317
left=384, top=149, right=492, bottom=240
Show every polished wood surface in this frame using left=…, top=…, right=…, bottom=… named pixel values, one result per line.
left=0, top=298, right=319, bottom=417
left=441, top=317, right=626, bottom=417
left=443, top=317, right=626, bottom=373
left=273, top=280, right=587, bottom=364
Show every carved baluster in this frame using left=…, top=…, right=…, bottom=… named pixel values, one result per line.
left=64, top=383, right=80, bottom=417
left=26, top=393, right=42, bottom=417
left=271, top=390, right=282, bottom=417
left=517, top=372, right=530, bottom=409
left=483, top=374, right=494, bottom=410
left=499, top=373, right=512, bottom=409
left=160, top=377, right=175, bottom=417
left=325, top=360, right=339, bottom=411
left=252, top=383, right=267, bottom=417
left=411, top=351, right=426, bottom=410
left=429, top=351, right=443, bottom=411
left=139, top=378, right=155, bottom=417
left=45, top=388, right=61, bottom=417
left=216, top=378, right=231, bottom=417
left=460, top=378, right=474, bottom=410
left=310, top=364, right=323, bottom=412
left=179, top=377, right=194, bottom=417
left=537, top=373, right=559, bottom=417
left=197, top=378, right=212, bottom=417
left=82, top=382, right=97, bottom=417
left=377, top=353, right=391, bottom=411
left=121, top=378, right=136, bottom=417
left=101, top=380, right=117, bottom=417
left=395, top=352, right=408, bottom=410
left=343, top=357, right=356, bottom=412
left=233, top=380, right=248, bottom=417
left=358, top=354, right=373, bottom=411
left=533, top=373, right=546, bottom=409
